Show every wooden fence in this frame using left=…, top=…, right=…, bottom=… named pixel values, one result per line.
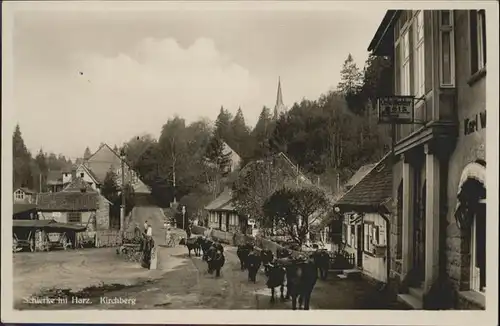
left=95, top=230, right=135, bottom=248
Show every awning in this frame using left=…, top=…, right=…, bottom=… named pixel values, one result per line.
left=13, top=219, right=87, bottom=232
left=454, top=160, right=486, bottom=230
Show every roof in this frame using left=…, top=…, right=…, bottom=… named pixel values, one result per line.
left=46, top=171, right=63, bottom=185
left=13, top=219, right=87, bottom=232
left=37, top=192, right=99, bottom=212
left=62, top=177, right=97, bottom=193
left=205, top=189, right=235, bottom=211
left=13, top=203, right=37, bottom=215
left=335, top=152, right=393, bottom=213
left=367, top=10, right=399, bottom=56
left=345, top=164, right=377, bottom=188
left=85, top=143, right=123, bottom=182
left=77, top=163, right=101, bottom=184
left=16, top=187, right=36, bottom=194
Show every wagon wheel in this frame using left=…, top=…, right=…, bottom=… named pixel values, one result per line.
left=30, top=238, right=35, bottom=252
left=61, top=234, right=70, bottom=250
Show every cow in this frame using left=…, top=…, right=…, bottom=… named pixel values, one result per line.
left=236, top=243, right=254, bottom=270
left=310, top=249, right=330, bottom=280
left=260, top=249, right=274, bottom=275
left=206, top=245, right=225, bottom=277
left=246, top=250, right=262, bottom=283
left=284, top=255, right=318, bottom=310
left=265, top=261, right=287, bottom=303
left=179, top=236, right=202, bottom=257
left=200, top=237, right=214, bottom=261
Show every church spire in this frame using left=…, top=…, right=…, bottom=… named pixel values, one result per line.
left=273, top=76, right=286, bottom=119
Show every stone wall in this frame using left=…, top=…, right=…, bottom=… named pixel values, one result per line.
left=445, top=10, right=486, bottom=295
left=96, top=195, right=110, bottom=230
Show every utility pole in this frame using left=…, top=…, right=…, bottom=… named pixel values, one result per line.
left=120, top=149, right=126, bottom=234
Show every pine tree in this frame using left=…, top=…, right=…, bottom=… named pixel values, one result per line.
left=83, top=147, right=92, bottom=160
left=251, top=106, right=274, bottom=158
left=337, top=54, right=364, bottom=114
left=12, top=124, right=33, bottom=189
left=230, top=107, right=250, bottom=157
left=35, top=149, right=48, bottom=192
left=214, top=106, right=233, bottom=143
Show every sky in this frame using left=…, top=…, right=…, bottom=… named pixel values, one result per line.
left=11, top=4, right=386, bottom=160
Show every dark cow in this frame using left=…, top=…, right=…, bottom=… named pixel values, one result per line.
left=236, top=243, right=254, bottom=270
left=276, top=247, right=292, bottom=259
left=200, top=237, right=214, bottom=261
left=246, top=250, right=261, bottom=283
left=265, top=261, right=286, bottom=303
left=206, top=245, right=225, bottom=277
left=179, top=236, right=202, bottom=257
left=284, top=256, right=318, bottom=310
left=260, top=249, right=274, bottom=275
left=310, top=249, right=330, bottom=280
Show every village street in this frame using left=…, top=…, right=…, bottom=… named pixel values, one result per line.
left=14, top=230, right=405, bottom=310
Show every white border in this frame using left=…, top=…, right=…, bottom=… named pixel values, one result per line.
left=2, top=1, right=499, bottom=325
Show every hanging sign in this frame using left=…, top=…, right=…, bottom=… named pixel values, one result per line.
left=377, top=96, right=415, bottom=124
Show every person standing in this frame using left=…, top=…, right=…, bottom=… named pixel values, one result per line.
left=144, top=220, right=148, bottom=233
left=147, top=224, right=153, bottom=237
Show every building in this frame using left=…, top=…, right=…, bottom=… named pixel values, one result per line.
left=205, top=188, right=242, bottom=233
left=273, top=77, right=287, bottom=119
left=13, top=188, right=37, bottom=204
left=368, top=10, right=486, bottom=309
left=76, top=143, right=151, bottom=194
left=334, top=155, right=393, bottom=283
left=222, top=141, right=242, bottom=173
left=37, top=178, right=111, bottom=234
left=13, top=203, right=38, bottom=220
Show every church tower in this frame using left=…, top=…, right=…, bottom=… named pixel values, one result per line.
left=273, top=77, right=287, bottom=119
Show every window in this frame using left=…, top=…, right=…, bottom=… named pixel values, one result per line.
left=414, top=11, right=425, bottom=97
left=342, top=223, right=347, bottom=243
left=439, top=10, right=455, bottom=86
left=470, top=10, right=487, bottom=75
left=15, top=191, right=24, bottom=200
left=68, top=212, right=82, bottom=223
left=471, top=204, right=486, bottom=293
left=400, top=30, right=411, bottom=95
left=80, top=172, right=85, bottom=178
left=364, top=223, right=375, bottom=254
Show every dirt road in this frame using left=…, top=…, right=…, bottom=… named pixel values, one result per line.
left=14, top=240, right=405, bottom=310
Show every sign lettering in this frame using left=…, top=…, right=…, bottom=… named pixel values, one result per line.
left=464, top=110, right=486, bottom=135
left=377, top=96, right=414, bottom=124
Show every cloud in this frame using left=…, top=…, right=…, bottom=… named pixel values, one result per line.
left=15, top=37, right=261, bottom=157
left=77, top=37, right=261, bottom=121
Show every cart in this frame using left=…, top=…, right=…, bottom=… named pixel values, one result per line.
left=13, top=219, right=86, bottom=253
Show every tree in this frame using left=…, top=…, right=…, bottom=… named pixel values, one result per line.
left=34, top=149, right=49, bottom=192
left=214, top=106, right=233, bottom=143
left=263, top=186, right=330, bottom=246
left=203, top=135, right=232, bottom=198
left=231, top=155, right=303, bottom=234
left=13, top=124, right=33, bottom=189
left=83, top=147, right=92, bottom=160
left=123, top=134, right=157, bottom=167
left=251, top=106, right=274, bottom=159
left=337, top=54, right=364, bottom=114
left=230, top=107, right=251, bottom=158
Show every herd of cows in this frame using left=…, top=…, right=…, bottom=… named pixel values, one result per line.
left=179, top=235, right=331, bottom=310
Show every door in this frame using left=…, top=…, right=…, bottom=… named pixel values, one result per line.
left=218, top=212, right=222, bottom=229
left=413, top=179, right=426, bottom=285
left=225, top=212, right=230, bottom=231
left=356, top=224, right=363, bottom=268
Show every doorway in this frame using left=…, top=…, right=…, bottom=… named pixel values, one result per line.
left=225, top=212, right=230, bottom=232
left=356, top=224, right=364, bottom=268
